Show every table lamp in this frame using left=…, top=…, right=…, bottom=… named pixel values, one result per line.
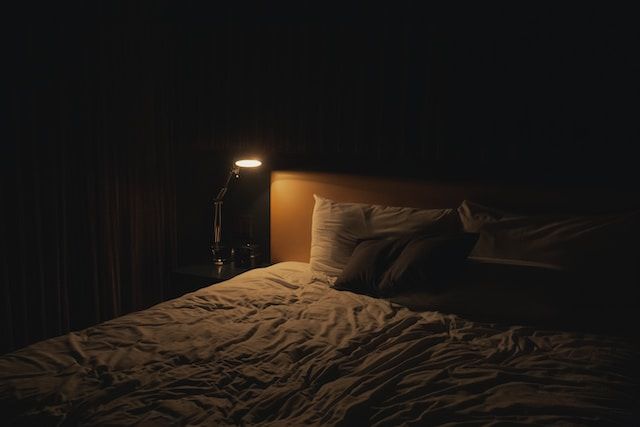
left=211, top=159, right=262, bottom=264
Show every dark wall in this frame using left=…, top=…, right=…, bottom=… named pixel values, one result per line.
left=174, top=2, right=639, bottom=182
left=174, top=2, right=640, bottom=264
left=3, top=1, right=639, bottom=352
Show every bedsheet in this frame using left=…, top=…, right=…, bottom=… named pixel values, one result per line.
left=1, top=262, right=638, bottom=425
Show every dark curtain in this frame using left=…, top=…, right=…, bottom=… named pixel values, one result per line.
left=2, top=9, right=177, bottom=353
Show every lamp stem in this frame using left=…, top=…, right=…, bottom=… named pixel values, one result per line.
left=213, top=200, right=223, bottom=246
left=212, top=164, right=240, bottom=252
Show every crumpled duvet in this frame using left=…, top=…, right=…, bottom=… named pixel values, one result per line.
left=1, top=262, right=638, bottom=426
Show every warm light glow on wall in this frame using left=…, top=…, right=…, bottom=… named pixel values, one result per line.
left=235, top=159, right=262, bottom=168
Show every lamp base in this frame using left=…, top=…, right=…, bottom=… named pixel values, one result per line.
left=211, top=244, right=232, bottom=265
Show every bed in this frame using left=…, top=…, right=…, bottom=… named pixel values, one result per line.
left=1, top=171, right=639, bottom=425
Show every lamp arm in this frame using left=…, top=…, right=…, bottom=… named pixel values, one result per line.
left=214, top=165, right=240, bottom=201
left=212, top=164, right=240, bottom=250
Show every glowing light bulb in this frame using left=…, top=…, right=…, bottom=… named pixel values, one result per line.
left=235, top=159, right=262, bottom=168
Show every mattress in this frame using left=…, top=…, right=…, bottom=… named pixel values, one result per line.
left=1, top=262, right=638, bottom=425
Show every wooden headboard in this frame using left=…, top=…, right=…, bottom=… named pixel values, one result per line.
left=270, top=170, right=639, bottom=263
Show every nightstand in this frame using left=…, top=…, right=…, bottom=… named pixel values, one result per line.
left=169, top=262, right=269, bottom=299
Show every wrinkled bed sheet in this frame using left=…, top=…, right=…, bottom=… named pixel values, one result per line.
left=1, top=262, right=638, bottom=426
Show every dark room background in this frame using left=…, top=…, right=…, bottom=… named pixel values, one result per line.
left=2, top=1, right=638, bottom=353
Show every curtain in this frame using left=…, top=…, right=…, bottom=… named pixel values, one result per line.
left=1, top=17, right=177, bottom=353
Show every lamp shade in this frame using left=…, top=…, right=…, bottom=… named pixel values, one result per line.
left=235, top=159, right=262, bottom=168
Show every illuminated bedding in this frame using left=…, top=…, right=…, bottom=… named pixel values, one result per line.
left=1, top=262, right=638, bottom=425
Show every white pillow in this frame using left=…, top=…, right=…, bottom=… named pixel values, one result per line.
left=310, top=195, right=460, bottom=279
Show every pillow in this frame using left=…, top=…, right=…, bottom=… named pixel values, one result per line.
left=458, top=200, right=640, bottom=280
left=390, top=259, right=572, bottom=325
left=333, top=233, right=478, bottom=297
left=378, top=233, right=479, bottom=296
left=310, top=195, right=460, bottom=279
left=391, top=259, right=637, bottom=336
left=332, top=236, right=411, bottom=296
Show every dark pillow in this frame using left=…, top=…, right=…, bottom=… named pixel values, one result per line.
left=377, top=233, right=479, bottom=296
left=390, top=259, right=638, bottom=337
left=333, top=236, right=409, bottom=296
left=333, top=233, right=478, bottom=297
left=390, top=260, right=573, bottom=324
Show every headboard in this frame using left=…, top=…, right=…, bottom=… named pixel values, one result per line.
left=270, top=170, right=639, bottom=263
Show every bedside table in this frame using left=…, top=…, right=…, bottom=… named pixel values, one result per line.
left=170, top=262, right=269, bottom=299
